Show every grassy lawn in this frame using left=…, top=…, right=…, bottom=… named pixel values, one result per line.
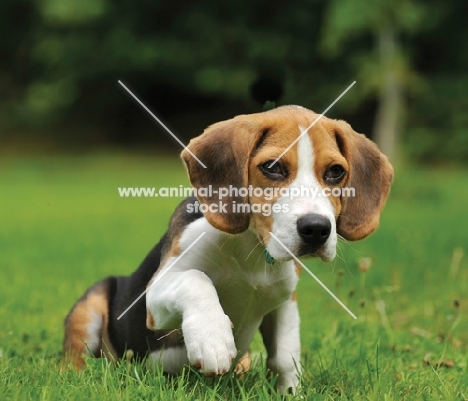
left=1, top=155, right=468, bottom=400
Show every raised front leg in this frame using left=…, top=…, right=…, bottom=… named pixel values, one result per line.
left=260, top=299, right=301, bottom=393
left=146, top=268, right=237, bottom=375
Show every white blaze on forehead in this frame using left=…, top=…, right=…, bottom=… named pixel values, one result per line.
left=296, top=126, right=317, bottom=185
left=291, top=126, right=327, bottom=214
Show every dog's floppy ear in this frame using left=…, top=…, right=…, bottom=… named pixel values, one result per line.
left=181, top=116, right=265, bottom=234
left=334, top=121, right=394, bottom=241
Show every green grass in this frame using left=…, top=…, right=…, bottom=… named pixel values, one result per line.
left=1, top=155, right=468, bottom=400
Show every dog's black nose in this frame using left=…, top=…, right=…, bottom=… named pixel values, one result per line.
left=297, top=214, right=331, bottom=248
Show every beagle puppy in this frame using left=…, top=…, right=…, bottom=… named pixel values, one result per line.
left=63, top=105, right=393, bottom=393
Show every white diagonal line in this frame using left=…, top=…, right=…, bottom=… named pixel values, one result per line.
left=117, top=231, right=206, bottom=320
left=269, top=232, right=357, bottom=319
left=269, top=81, right=356, bottom=168
left=118, top=80, right=207, bottom=169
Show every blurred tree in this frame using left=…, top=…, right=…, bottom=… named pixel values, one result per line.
left=0, top=0, right=466, bottom=163
left=405, top=0, right=468, bottom=164
left=0, top=1, right=37, bottom=124
left=321, top=0, right=426, bottom=162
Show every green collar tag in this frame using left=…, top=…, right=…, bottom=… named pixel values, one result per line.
left=265, top=250, right=275, bottom=265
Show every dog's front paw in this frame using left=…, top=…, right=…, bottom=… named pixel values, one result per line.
left=276, top=372, right=300, bottom=395
left=182, top=313, right=237, bottom=376
left=267, top=357, right=301, bottom=395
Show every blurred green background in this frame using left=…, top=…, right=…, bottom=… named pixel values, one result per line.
left=0, top=0, right=467, bottom=163
left=2, top=2, right=468, bottom=398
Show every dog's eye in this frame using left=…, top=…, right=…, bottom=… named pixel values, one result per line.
left=324, top=164, right=346, bottom=184
left=259, top=161, right=288, bottom=181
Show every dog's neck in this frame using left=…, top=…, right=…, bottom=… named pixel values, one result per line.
left=240, top=225, right=275, bottom=265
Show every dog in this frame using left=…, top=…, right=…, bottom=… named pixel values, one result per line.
left=63, top=105, right=393, bottom=393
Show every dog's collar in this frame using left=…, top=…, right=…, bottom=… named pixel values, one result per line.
left=265, top=250, right=275, bottom=265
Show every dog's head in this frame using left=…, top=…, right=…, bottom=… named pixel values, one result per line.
left=181, top=106, right=393, bottom=262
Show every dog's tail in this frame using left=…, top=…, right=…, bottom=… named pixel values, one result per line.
left=62, top=277, right=117, bottom=369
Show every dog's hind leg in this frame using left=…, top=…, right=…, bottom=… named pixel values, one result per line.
left=234, top=350, right=252, bottom=376
left=63, top=278, right=116, bottom=369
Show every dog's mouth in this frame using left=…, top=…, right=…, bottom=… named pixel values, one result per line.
left=297, top=245, right=335, bottom=263
left=264, top=243, right=328, bottom=263
left=257, top=229, right=335, bottom=263
left=297, top=243, right=323, bottom=258
left=266, top=249, right=331, bottom=263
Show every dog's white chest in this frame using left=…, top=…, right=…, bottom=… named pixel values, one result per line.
left=215, top=258, right=296, bottom=313
left=174, top=218, right=299, bottom=351
left=210, top=245, right=297, bottom=351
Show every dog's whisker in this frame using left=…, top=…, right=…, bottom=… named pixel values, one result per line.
left=219, top=236, right=233, bottom=252
left=337, top=233, right=350, bottom=244
left=336, top=242, right=345, bottom=259
left=254, top=248, right=266, bottom=266
left=334, top=240, right=353, bottom=275
left=338, top=236, right=363, bottom=261
left=245, top=240, right=264, bottom=262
